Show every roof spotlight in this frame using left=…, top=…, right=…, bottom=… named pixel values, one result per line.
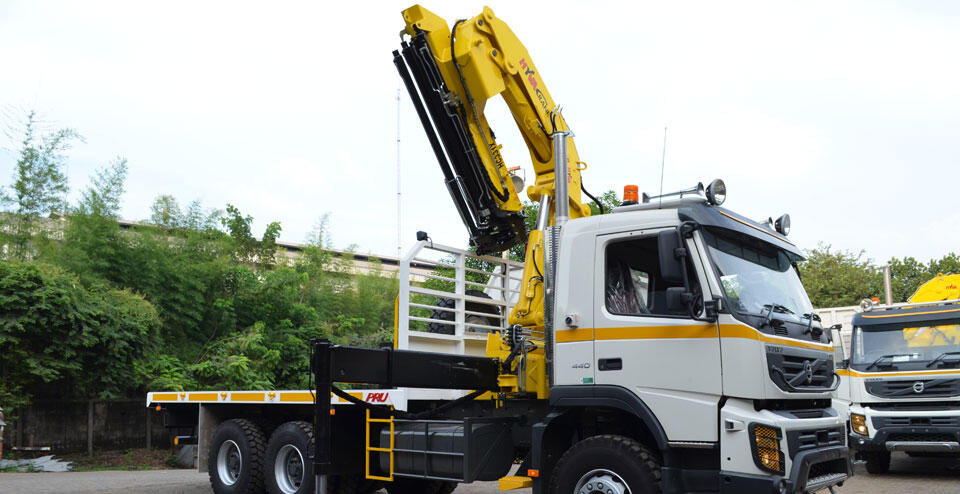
left=765, top=217, right=775, bottom=230
left=705, top=179, right=726, bottom=206
left=775, top=214, right=791, bottom=236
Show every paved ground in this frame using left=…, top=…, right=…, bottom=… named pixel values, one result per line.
left=1, top=453, right=958, bottom=494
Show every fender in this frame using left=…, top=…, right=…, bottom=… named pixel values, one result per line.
left=549, top=385, right=671, bottom=454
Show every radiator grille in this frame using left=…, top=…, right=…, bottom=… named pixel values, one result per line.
left=768, top=352, right=835, bottom=392
left=873, top=416, right=960, bottom=428
left=786, top=427, right=844, bottom=458
left=865, top=379, right=960, bottom=398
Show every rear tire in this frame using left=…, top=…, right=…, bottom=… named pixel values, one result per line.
left=266, top=421, right=314, bottom=494
left=428, top=289, right=500, bottom=335
left=209, top=419, right=267, bottom=494
left=863, top=451, right=891, bottom=474
left=549, top=435, right=661, bottom=494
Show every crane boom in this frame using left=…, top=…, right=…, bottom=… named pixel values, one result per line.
left=393, top=5, right=592, bottom=256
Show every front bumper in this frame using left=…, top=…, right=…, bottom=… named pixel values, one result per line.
left=850, top=428, right=960, bottom=453
left=720, top=445, right=851, bottom=494
left=719, top=399, right=851, bottom=493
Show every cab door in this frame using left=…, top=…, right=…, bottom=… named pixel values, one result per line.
left=593, top=229, right=723, bottom=442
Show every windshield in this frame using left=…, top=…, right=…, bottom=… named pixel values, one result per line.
left=852, top=324, right=960, bottom=368
left=702, top=228, right=813, bottom=319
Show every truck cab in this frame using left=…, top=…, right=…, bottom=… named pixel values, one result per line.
left=834, top=300, right=960, bottom=473
left=541, top=192, right=850, bottom=492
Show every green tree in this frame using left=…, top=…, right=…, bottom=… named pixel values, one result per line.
left=149, top=195, right=221, bottom=230
left=221, top=204, right=282, bottom=269
left=149, top=194, right=182, bottom=227
left=57, top=159, right=128, bottom=284
left=798, top=244, right=881, bottom=307
left=1, top=111, right=81, bottom=259
left=0, top=261, right=160, bottom=413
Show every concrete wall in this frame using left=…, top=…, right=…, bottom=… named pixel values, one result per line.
left=2, top=400, right=169, bottom=454
left=816, top=305, right=858, bottom=357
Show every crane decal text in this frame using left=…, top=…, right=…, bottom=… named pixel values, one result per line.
left=518, top=58, right=550, bottom=116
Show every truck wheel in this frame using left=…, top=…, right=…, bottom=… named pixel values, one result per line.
left=549, top=435, right=662, bottom=494
left=266, top=421, right=314, bottom=494
left=428, top=290, right=500, bottom=334
left=863, top=451, right=891, bottom=474
left=209, top=418, right=267, bottom=494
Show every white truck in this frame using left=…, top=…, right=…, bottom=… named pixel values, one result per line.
left=149, top=5, right=851, bottom=494
left=833, top=298, right=960, bottom=473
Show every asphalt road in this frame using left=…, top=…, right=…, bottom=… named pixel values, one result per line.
left=1, top=453, right=958, bottom=494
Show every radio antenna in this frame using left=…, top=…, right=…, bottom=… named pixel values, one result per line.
left=658, top=126, right=667, bottom=208
left=396, top=87, right=402, bottom=258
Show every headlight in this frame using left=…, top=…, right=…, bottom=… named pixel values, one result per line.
left=775, top=214, right=790, bottom=236
left=706, top=179, right=726, bottom=205
left=851, top=413, right=868, bottom=435
left=749, top=423, right=785, bottom=474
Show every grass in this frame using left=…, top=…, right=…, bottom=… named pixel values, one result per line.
left=57, top=448, right=184, bottom=472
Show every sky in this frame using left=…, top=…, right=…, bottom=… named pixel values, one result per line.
left=1, top=1, right=958, bottom=264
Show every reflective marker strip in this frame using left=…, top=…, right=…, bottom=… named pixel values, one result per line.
left=148, top=390, right=399, bottom=406
left=557, top=323, right=832, bottom=352
left=837, top=368, right=960, bottom=378
left=860, top=307, right=960, bottom=319
left=188, top=392, right=218, bottom=401
left=718, top=324, right=833, bottom=352
left=230, top=392, right=266, bottom=401
left=279, top=392, right=314, bottom=402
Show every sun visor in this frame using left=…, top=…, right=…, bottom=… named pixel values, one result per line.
left=678, top=205, right=802, bottom=259
left=853, top=305, right=960, bottom=331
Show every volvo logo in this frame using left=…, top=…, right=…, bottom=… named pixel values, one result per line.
left=803, top=361, right=814, bottom=384
left=913, top=381, right=925, bottom=394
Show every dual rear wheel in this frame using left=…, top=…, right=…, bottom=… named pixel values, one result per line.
left=209, top=419, right=458, bottom=494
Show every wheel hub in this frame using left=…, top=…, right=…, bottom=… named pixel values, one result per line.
left=275, top=444, right=305, bottom=494
left=216, top=440, right=242, bottom=486
left=576, top=469, right=630, bottom=494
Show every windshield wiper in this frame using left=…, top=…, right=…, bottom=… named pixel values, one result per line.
left=800, top=312, right=825, bottom=340
left=759, top=303, right=792, bottom=331
left=866, top=354, right=913, bottom=371
left=763, top=303, right=794, bottom=315
left=925, top=351, right=960, bottom=368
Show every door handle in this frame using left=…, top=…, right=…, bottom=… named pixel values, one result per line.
left=598, top=358, right=622, bottom=371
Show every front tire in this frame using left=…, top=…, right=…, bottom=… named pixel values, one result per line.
left=209, top=418, right=267, bottom=494
left=863, top=450, right=891, bottom=474
left=549, top=435, right=662, bottom=494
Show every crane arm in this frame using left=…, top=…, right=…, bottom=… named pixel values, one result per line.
left=394, top=5, right=592, bottom=256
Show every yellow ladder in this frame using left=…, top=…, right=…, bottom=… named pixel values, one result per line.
left=365, top=409, right=394, bottom=481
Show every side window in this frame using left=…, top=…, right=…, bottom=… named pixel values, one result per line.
left=605, top=236, right=699, bottom=317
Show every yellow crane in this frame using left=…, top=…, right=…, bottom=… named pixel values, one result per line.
left=903, top=272, right=960, bottom=346
left=395, top=5, right=594, bottom=331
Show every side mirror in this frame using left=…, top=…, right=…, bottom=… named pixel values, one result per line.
left=830, top=324, right=842, bottom=331
left=658, top=229, right=685, bottom=285
left=841, top=358, right=850, bottom=369
left=703, top=297, right=720, bottom=322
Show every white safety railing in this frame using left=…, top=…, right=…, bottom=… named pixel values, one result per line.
left=397, top=240, right=524, bottom=357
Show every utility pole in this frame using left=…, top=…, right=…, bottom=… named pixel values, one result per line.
left=396, top=87, right=402, bottom=259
